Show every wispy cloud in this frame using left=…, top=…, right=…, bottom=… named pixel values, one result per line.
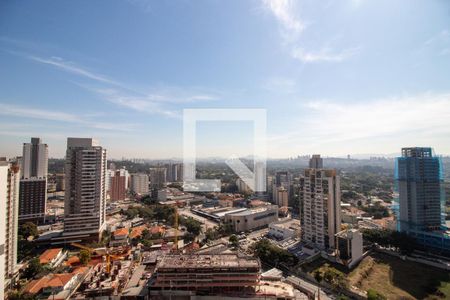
left=26, top=53, right=218, bottom=118
left=291, top=46, right=361, bottom=63
left=28, top=55, right=120, bottom=86
left=261, top=0, right=305, bottom=42
left=261, top=0, right=361, bottom=63
left=268, top=92, right=450, bottom=155
left=0, top=103, right=136, bottom=131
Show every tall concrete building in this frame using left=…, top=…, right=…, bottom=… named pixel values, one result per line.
left=272, top=171, right=291, bottom=205
left=275, top=186, right=288, bottom=208
left=167, top=163, right=181, bottom=183
left=396, top=147, right=444, bottom=232
left=62, top=138, right=107, bottom=242
left=300, top=158, right=341, bottom=250
left=19, top=137, right=48, bottom=224
left=130, top=173, right=149, bottom=195
left=149, top=166, right=167, bottom=189
left=0, top=158, right=20, bottom=297
left=0, top=161, right=7, bottom=300
left=108, top=168, right=129, bottom=201
left=309, top=154, right=323, bottom=169
left=395, top=147, right=450, bottom=253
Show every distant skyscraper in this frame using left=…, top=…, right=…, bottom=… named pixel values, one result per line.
left=130, top=173, right=149, bottom=195
left=0, top=158, right=20, bottom=294
left=19, top=137, right=48, bottom=224
left=63, top=138, right=107, bottom=242
left=166, top=163, right=178, bottom=182
left=275, top=186, right=288, bottom=207
left=396, top=147, right=445, bottom=232
left=272, top=171, right=291, bottom=204
left=309, top=154, right=323, bottom=169
left=109, top=168, right=129, bottom=201
left=300, top=168, right=341, bottom=250
left=149, top=166, right=167, bottom=189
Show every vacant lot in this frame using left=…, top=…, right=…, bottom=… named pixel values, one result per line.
left=301, top=252, right=450, bottom=299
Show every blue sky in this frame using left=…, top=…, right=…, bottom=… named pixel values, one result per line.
left=1, top=0, right=450, bottom=159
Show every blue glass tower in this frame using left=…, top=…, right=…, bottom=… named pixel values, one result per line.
left=395, top=147, right=449, bottom=253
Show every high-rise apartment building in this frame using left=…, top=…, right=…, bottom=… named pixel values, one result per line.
left=167, top=163, right=180, bottom=182
left=275, top=186, right=288, bottom=207
left=62, top=138, right=107, bottom=242
left=149, top=166, right=167, bottom=189
left=109, top=168, right=129, bottom=201
left=19, top=137, right=48, bottom=224
left=0, top=158, right=20, bottom=296
left=396, top=147, right=445, bottom=232
left=272, top=171, right=291, bottom=205
left=395, top=147, right=450, bottom=253
left=130, top=173, right=149, bottom=195
left=300, top=157, right=341, bottom=250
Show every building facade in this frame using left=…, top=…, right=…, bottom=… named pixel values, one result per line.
left=149, top=166, right=167, bottom=189
left=62, top=138, right=107, bottom=242
left=335, top=229, right=363, bottom=268
left=300, top=166, right=341, bottom=250
left=19, top=137, right=48, bottom=224
left=224, top=205, right=279, bottom=232
left=395, top=147, right=450, bottom=253
left=0, top=158, right=20, bottom=296
left=396, top=147, right=444, bottom=232
left=130, top=173, right=149, bottom=195
left=108, top=168, right=128, bottom=201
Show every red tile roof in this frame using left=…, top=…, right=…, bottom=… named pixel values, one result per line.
left=39, top=248, right=63, bottom=264
left=113, top=227, right=129, bottom=237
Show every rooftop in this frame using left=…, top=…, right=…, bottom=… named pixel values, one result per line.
left=157, top=254, right=260, bottom=269
left=39, top=248, right=63, bottom=264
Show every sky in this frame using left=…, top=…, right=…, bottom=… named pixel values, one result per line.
left=1, top=0, right=450, bottom=159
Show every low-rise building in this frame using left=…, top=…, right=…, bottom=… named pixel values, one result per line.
left=224, top=205, right=279, bottom=232
left=23, top=267, right=89, bottom=299
left=111, top=227, right=129, bottom=247
left=269, top=219, right=300, bottom=240
left=335, top=229, right=364, bottom=268
left=39, top=248, right=67, bottom=268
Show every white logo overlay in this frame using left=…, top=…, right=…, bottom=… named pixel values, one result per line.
left=183, top=109, right=267, bottom=192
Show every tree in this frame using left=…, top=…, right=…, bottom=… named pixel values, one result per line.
left=180, top=217, right=202, bottom=235
left=367, top=289, right=387, bottom=300
left=204, top=228, right=219, bottom=241
left=8, top=291, right=37, bottom=300
left=19, top=222, right=38, bottom=239
left=253, top=239, right=298, bottom=267
left=229, top=234, right=239, bottom=248
left=314, top=270, right=323, bottom=284
left=23, top=258, right=43, bottom=279
left=79, top=250, right=91, bottom=265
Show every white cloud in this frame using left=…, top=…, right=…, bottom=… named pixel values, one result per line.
left=0, top=103, right=136, bottom=131
left=291, top=46, right=361, bottom=63
left=268, top=92, right=450, bottom=156
left=261, top=0, right=305, bottom=42
left=261, top=0, right=361, bottom=63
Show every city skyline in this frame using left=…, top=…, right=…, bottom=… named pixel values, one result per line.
left=1, top=0, right=450, bottom=159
